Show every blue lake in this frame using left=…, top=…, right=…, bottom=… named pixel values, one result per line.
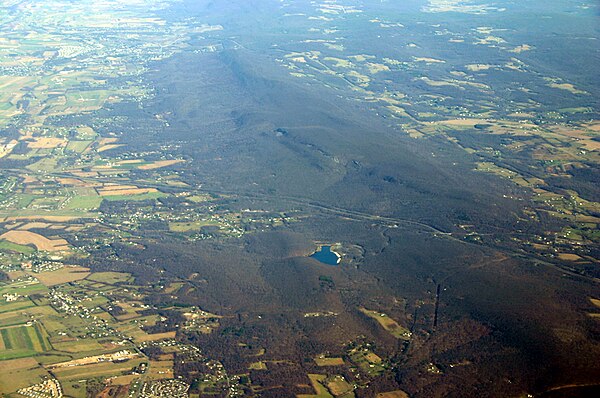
left=310, top=245, right=340, bottom=265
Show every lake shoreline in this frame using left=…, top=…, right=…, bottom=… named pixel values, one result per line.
left=310, top=244, right=341, bottom=265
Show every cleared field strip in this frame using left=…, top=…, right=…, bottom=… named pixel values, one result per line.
left=359, top=307, right=411, bottom=340
left=97, top=186, right=158, bottom=196
left=138, top=159, right=184, bottom=170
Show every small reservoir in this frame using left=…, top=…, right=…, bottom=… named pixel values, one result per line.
left=310, top=245, right=341, bottom=265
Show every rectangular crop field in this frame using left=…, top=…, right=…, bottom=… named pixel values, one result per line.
left=34, top=266, right=90, bottom=286
left=0, top=322, right=52, bottom=360
left=65, top=140, right=92, bottom=153
left=86, top=271, right=133, bottom=284
left=0, top=357, right=50, bottom=394
left=63, top=195, right=102, bottom=210
left=52, top=358, right=146, bottom=380
left=0, top=230, right=69, bottom=252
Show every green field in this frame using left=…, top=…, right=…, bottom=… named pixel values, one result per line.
left=52, top=338, right=107, bottom=355
left=40, top=316, right=69, bottom=334
left=86, top=271, right=133, bottom=284
left=0, top=312, right=29, bottom=328
left=61, top=379, right=89, bottom=398
left=60, top=91, right=109, bottom=111
left=35, top=353, right=74, bottom=365
left=0, top=281, right=49, bottom=297
left=26, top=157, right=58, bottom=172
left=0, top=323, right=52, bottom=360
left=0, top=357, right=51, bottom=394
left=102, top=191, right=167, bottom=202
left=63, top=194, right=102, bottom=210
left=52, top=358, right=146, bottom=380
left=29, top=196, right=66, bottom=210
left=0, top=240, right=36, bottom=254
left=7, top=193, right=37, bottom=209
left=66, top=140, right=92, bottom=153
left=0, top=298, right=36, bottom=314
left=79, top=295, right=110, bottom=309
left=348, top=347, right=385, bottom=377
left=298, top=374, right=334, bottom=398
left=169, top=219, right=220, bottom=232
left=0, top=209, right=96, bottom=218
left=187, top=194, right=213, bottom=203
